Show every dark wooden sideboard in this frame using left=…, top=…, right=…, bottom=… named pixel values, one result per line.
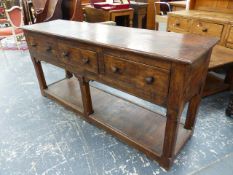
left=22, top=20, right=218, bottom=170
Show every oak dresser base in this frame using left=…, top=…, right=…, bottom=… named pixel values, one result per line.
left=22, top=20, right=218, bottom=170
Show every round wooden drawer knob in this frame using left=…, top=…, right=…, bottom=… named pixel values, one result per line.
left=31, top=43, right=37, bottom=47
left=175, top=22, right=180, bottom=27
left=145, top=77, right=154, bottom=84
left=62, top=51, right=70, bottom=58
left=111, top=66, right=119, bottom=73
left=82, top=58, right=90, bottom=64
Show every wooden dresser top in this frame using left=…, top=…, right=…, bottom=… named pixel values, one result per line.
left=22, top=20, right=218, bottom=64
left=169, top=10, right=233, bottom=24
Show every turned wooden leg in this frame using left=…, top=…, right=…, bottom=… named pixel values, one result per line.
left=31, top=57, right=47, bottom=96
left=184, top=94, right=202, bottom=130
left=162, top=104, right=184, bottom=169
left=76, top=75, right=94, bottom=117
left=65, top=70, right=73, bottom=79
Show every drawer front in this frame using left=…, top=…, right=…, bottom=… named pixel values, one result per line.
left=168, top=16, right=190, bottom=33
left=190, top=21, right=223, bottom=38
left=58, top=42, right=98, bottom=74
left=227, top=27, right=233, bottom=44
left=26, top=34, right=58, bottom=61
left=103, top=55, right=170, bottom=105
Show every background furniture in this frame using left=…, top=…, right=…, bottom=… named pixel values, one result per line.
left=130, top=1, right=148, bottom=28
left=142, top=0, right=185, bottom=30
left=33, top=0, right=63, bottom=23
left=21, top=0, right=34, bottom=25
left=0, top=6, right=24, bottom=50
left=154, top=1, right=171, bottom=29
left=31, top=0, right=83, bottom=23
left=167, top=0, right=233, bottom=97
left=23, top=20, right=217, bottom=170
left=169, top=1, right=186, bottom=11
left=1, top=0, right=20, bottom=9
left=84, top=6, right=134, bottom=27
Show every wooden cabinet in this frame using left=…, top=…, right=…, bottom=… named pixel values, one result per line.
left=167, top=0, right=233, bottom=97
left=167, top=11, right=230, bottom=44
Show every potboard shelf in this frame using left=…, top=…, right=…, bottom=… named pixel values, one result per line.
left=43, top=77, right=192, bottom=162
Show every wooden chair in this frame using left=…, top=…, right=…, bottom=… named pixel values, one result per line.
left=146, top=0, right=186, bottom=30
left=33, top=0, right=83, bottom=23
left=34, top=0, right=63, bottom=23
left=154, top=1, right=172, bottom=30
left=0, top=6, right=24, bottom=50
left=69, top=0, right=83, bottom=21
left=21, top=0, right=34, bottom=25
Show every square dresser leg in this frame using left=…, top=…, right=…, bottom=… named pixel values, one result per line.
left=31, top=57, right=47, bottom=96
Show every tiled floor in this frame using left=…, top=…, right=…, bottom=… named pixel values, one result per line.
left=0, top=50, right=233, bottom=175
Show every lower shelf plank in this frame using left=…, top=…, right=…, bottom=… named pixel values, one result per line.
left=44, top=78, right=84, bottom=115
left=43, top=77, right=192, bottom=166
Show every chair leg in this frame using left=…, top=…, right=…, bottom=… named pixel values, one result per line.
left=11, top=28, right=20, bottom=50
left=14, top=36, right=20, bottom=50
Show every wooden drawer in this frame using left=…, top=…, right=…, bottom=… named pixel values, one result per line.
left=190, top=21, right=223, bottom=38
left=227, top=26, right=233, bottom=44
left=168, top=16, right=190, bottom=33
left=58, top=41, right=98, bottom=74
left=26, top=34, right=58, bottom=61
left=103, top=55, right=170, bottom=105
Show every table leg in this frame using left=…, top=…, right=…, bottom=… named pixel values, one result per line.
left=184, top=94, right=202, bottom=130
left=31, top=57, right=47, bottom=96
left=129, top=13, right=133, bottom=27
left=76, top=75, right=94, bottom=117
left=110, top=14, right=116, bottom=24
left=161, top=64, right=186, bottom=169
left=162, top=103, right=184, bottom=168
left=138, top=14, right=143, bottom=28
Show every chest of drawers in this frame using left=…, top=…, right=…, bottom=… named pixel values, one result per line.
left=167, top=0, right=233, bottom=97
left=22, top=20, right=217, bottom=170
left=167, top=10, right=232, bottom=45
